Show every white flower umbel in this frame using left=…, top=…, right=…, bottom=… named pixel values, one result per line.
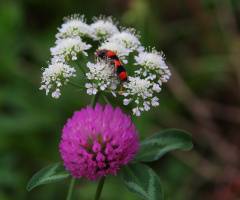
left=91, top=15, right=119, bottom=40
left=98, top=42, right=131, bottom=64
left=107, top=28, right=144, bottom=52
left=124, top=76, right=153, bottom=99
left=85, top=61, right=118, bottom=95
left=50, top=37, right=92, bottom=63
left=126, top=48, right=169, bottom=115
left=56, top=14, right=93, bottom=39
left=134, top=48, right=171, bottom=84
left=134, top=48, right=171, bottom=85
left=123, top=76, right=162, bottom=116
left=39, top=62, right=76, bottom=99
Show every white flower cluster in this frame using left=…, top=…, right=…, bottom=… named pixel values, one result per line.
left=85, top=61, right=118, bottom=96
left=122, top=48, right=171, bottom=116
left=56, top=14, right=93, bottom=39
left=91, top=15, right=119, bottom=40
left=40, top=14, right=93, bottom=98
left=51, top=36, right=92, bottom=62
left=134, top=48, right=171, bottom=84
left=41, top=13, right=171, bottom=116
left=106, top=28, right=144, bottom=53
left=122, top=76, right=160, bottom=116
left=39, top=62, right=76, bottom=99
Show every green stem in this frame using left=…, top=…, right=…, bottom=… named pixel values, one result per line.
left=91, top=92, right=100, bottom=107
left=66, top=177, right=77, bottom=200
left=91, top=95, right=96, bottom=107
left=76, top=60, right=87, bottom=74
left=81, top=52, right=89, bottom=65
left=102, top=93, right=112, bottom=106
left=94, top=177, right=105, bottom=200
left=68, top=81, right=86, bottom=89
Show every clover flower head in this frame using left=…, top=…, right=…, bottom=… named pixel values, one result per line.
left=91, top=15, right=119, bottom=40
left=59, top=103, right=140, bottom=181
left=85, top=61, right=118, bottom=95
left=134, top=48, right=171, bottom=83
left=56, top=14, right=93, bottom=39
left=98, top=42, right=131, bottom=64
left=107, top=28, right=144, bottom=52
left=50, top=37, right=92, bottom=63
left=39, top=62, right=76, bottom=99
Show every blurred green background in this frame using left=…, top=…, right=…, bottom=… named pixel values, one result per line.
left=1, top=0, right=240, bottom=199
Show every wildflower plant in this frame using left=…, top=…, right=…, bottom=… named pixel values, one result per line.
left=28, top=13, right=193, bottom=200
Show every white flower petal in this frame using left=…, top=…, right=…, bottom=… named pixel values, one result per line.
left=52, top=89, right=61, bottom=99
left=152, top=83, right=161, bottom=92
left=133, top=107, right=141, bottom=116
left=123, top=98, right=132, bottom=105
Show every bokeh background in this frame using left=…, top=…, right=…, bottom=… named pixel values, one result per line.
left=1, top=0, right=240, bottom=199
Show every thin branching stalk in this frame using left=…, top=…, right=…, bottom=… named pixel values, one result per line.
left=76, top=60, right=87, bottom=74
left=102, top=93, right=112, bottom=106
left=68, top=81, right=86, bottom=89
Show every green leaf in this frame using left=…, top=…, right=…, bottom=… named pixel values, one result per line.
left=27, top=162, right=70, bottom=191
left=124, top=163, right=163, bottom=200
left=135, top=129, right=193, bottom=162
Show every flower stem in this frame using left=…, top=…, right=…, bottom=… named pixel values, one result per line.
left=102, top=93, right=112, bottom=106
left=81, top=52, right=89, bottom=65
left=66, top=177, right=77, bottom=200
left=68, top=81, right=86, bottom=89
left=91, top=92, right=100, bottom=107
left=94, top=177, right=105, bottom=200
left=76, top=60, right=87, bottom=74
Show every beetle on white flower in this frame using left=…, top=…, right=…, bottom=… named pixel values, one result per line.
left=85, top=61, right=118, bottom=96
left=97, top=42, right=131, bottom=64
left=40, top=13, right=171, bottom=116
